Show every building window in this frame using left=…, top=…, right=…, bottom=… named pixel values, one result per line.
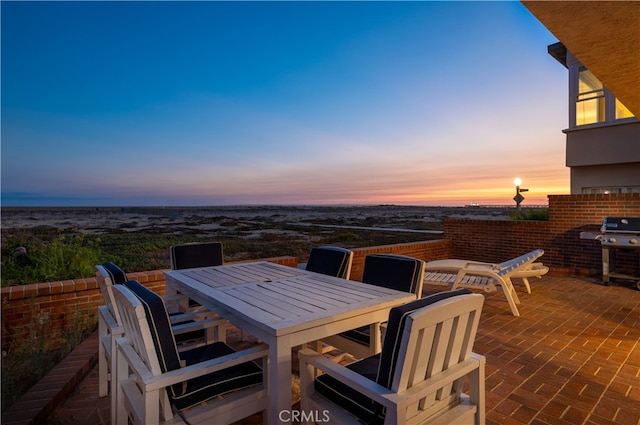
left=576, top=67, right=605, bottom=125
left=582, top=186, right=640, bottom=194
left=569, top=64, right=636, bottom=128
left=615, top=98, right=634, bottom=120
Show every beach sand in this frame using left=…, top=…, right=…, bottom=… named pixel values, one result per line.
left=1, top=205, right=513, bottom=234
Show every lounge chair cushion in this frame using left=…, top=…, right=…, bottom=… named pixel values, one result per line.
left=315, top=289, right=472, bottom=424
left=305, top=246, right=353, bottom=279
left=122, top=280, right=263, bottom=411
left=101, top=261, right=127, bottom=285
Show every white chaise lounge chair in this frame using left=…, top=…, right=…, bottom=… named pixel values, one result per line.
left=423, top=249, right=547, bottom=317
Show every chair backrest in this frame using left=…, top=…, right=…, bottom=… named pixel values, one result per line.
left=496, top=249, right=544, bottom=276
left=111, top=284, right=164, bottom=377
left=117, top=280, right=186, bottom=399
left=170, top=242, right=224, bottom=270
left=95, top=262, right=128, bottom=323
left=361, top=254, right=425, bottom=297
left=305, top=246, right=354, bottom=279
left=374, top=289, right=484, bottom=419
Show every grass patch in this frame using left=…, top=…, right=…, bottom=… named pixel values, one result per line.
left=1, top=230, right=103, bottom=286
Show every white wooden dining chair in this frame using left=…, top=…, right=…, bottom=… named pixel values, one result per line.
left=319, top=254, right=425, bottom=359
left=299, top=289, right=486, bottom=425
left=112, top=282, right=268, bottom=425
left=96, top=262, right=218, bottom=402
left=96, top=262, right=128, bottom=398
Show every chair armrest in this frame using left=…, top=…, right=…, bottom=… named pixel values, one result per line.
left=163, top=294, right=207, bottom=314
left=171, top=317, right=228, bottom=336
left=462, top=262, right=497, bottom=271
left=98, top=305, right=124, bottom=336
left=117, top=337, right=268, bottom=392
left=300, top=348, right=486, bottom=410
left=169, top=310, right=211, bottom=324
left=299, top=348, right=400, bottom=408
left=393, top=353, right=485, bottom=403
left=116, top=336, right=158, bottom=383
left=144, top=343, right=269, bottom=392
left=456, top=267, right=502, bottom=281
left=513, top=263, right=549, bottom=277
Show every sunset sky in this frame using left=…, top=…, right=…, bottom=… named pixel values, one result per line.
left=1, top=1, right=569, bottom=207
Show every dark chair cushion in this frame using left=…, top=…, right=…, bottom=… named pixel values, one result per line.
left=101, top=262, right=127, bottom=285
left=121, top=279, right=204, bottom=356
left=361, top=254, right=423, bottom=295
left=171, top=242, right=224, bottom=270
left=122, top=280, right=184, bottom=398
left=315, top=289, right=472, bottom=425
left=172, top=342, right=263, bottom=411
left=315, top=354, right=381, bottom=424
left=335, top=254, right=424, bottom=347
left=337, top=325, right=370, bottom=345
left=170, top=242, right=224, bottom=307
left=171, top=320, right=207, bottom=347
left=305, top=246, right=353, bottom=279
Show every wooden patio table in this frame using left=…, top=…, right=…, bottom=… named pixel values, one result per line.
left=164, top=261, right=416, bottom=425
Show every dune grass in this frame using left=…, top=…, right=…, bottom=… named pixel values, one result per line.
left=1, top=219, right=435, bottom=287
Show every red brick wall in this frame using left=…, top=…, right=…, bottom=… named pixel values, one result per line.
left=349, top=240, right=452, bottom=282
left=2, top=240, right=457, bottom=348
left=0, top=256, right=298, bottom=350
left=445, top=218, right=550, bottom=265
left=445, top=194, right=640, bottom=275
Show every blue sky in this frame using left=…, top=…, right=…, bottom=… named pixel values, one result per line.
left=1, top=1, right=568, bottom=207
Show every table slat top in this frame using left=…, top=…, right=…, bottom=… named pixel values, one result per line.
left=165, top=262, right=415, bottom=336
left=165, top=261, right=306, bottom=288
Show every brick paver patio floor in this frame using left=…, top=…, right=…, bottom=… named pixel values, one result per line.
left=42, top=274, right=640, bottom=425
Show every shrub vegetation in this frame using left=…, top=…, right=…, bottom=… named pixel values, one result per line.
left=1, top=225, right=435, bottom=287
left=510, top=208, right=549, bottom=221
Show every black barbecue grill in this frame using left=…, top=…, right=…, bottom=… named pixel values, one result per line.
left=598, top=217, right=640, bottom=290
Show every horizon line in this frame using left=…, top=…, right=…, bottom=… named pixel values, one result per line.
left=0, top=203, right=550, bottom=210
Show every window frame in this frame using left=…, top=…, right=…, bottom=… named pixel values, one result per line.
left=568, top=64, right=636, bottom=128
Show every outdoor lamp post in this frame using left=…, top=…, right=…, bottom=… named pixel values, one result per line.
left=513, top=178, right=528, bottom=210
